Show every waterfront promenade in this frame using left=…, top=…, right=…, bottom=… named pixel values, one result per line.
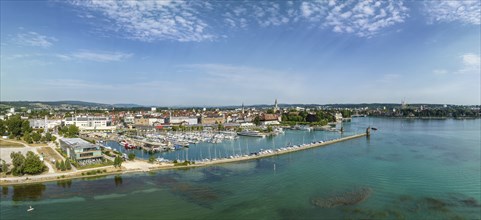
left=0, top=133, right=367, bottom=186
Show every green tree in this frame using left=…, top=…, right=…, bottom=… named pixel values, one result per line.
left=128, top=153, right=136, bottom=161
left=267, top=126, right=273, bottom=133
left=22, top=120, right=32, bottom=135
left=55, top=160, right=60, bottom=169
left=266, top=109, right=274, bottom=114
left=148, top=155, right=155, bottom=163
left=51, top=135, right=57, bottom=142
left=60, top=160, right=66, bottom=171
left=6, top=115, right=23, bottom=137
left=1, top=160, right=8, bottom=173
left=67, top=125, right=80, bottom=137
left=23, top=151, right=46, bottom=174
left=10, top=152, right=25, bottom=176
left=65, top=159, right=72, bottom=170
left=253, top=116, right=261, bottom=126
left=217, top=123, right=224, bottom=131
left=0, top=120, right=6, bottom=136
left=113, top=156, right=123, bottom=168
left=23, top=132, right=33, bottom=144
left=32, top=132, right=41, bottom=143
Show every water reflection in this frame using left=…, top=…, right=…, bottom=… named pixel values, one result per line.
left=12, top=184, right=46, bottom=201
left=114, top=175, right=123, bottom=187
left=2, top=186, right=8, bottom=197
left=57, top=180, right=72, bottom=188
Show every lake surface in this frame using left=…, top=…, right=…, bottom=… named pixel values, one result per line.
left=1, top=118, right=480, bottom=219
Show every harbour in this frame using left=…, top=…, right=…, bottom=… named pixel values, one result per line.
left=1, top=117, right=480, bottom=219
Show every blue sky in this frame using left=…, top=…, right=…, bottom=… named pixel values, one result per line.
left=1, top=0, right=480, bottom=106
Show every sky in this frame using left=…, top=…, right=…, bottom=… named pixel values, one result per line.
left=1, top=0, right=480, bottom=106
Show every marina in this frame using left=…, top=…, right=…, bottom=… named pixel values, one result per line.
left=1, top=118, right=479, bottom=220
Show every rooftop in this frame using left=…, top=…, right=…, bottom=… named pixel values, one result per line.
left=60, top=138, right=99, bottom=150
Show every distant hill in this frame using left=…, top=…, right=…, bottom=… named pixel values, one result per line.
left=112, top=103, right=144, bottom=108
left=0, top=100, right=112, bottom=109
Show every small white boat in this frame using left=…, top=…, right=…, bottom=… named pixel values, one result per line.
left=27, top=206, right=34, bottom=212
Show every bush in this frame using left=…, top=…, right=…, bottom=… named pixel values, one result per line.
left=128, top=153, right=136, bottom=161
left=148, top=155, right=155, bottom=163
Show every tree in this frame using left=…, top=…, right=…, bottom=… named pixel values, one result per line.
left=22, top=120, right=32, bottom=135
left=10, top=152, right=25, bottom=176
left=0, top=120, right=6, bottom=136
left=65, top=159, right=72, bottom=170
left=51, top=136, right=57, bottom=142
left=266, top=109, right=274, bottom=114
left=113, top=156, right=123, bottom=168
left=45, top=132, right=52, bottom=142
left=32, top=132, right=41, bottom=143
left=23, top=151, right=46, bottom=175
left=23, top=132, right=33, bottom=144
left=1, top=160, right=8, bottom=173
left=6, top=115, right=23, bottom=137
left=267, top=126, right=273, bottom=133
left=60, top=160, right=66, bottom=171
left=67, top=125, right=79, bottom=137
left=114, top=156, right=122, bottom=167
left=128, top=153, right=136, bottom=161
left=55, top=160, right=60, bottom=170
left=253, top=116, right=261, bottom=126
left=148, top=155, right=155, bottom=163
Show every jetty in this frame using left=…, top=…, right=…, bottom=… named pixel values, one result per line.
left=190, top=132, right=367, bottom=166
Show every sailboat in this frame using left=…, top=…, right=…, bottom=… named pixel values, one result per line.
left=27, top=206, right=34, bottom=212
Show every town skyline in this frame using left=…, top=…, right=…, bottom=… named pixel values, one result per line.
left=1, top=1, right=480, bottom=105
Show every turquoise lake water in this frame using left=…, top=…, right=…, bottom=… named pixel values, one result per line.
left=1, top=118, right=480, bottom=219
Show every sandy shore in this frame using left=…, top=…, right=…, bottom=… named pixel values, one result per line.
left=0, top=133, right=367, bottom=186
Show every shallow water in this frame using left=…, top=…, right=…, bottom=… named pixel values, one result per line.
left=1, top=118, right=480, bottom=219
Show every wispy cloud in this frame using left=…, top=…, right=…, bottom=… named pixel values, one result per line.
left=424, top=1, right=481, bottom=25
left=58, top=50, right=133, bottom=62
left=321, top=1, right=409, bottom=37
left=458, top=53, right=480, bottom=74
left=15, top=31, right=57, bottom=48
left=69, top=0, right=214, bottom=42
left=7, top=50, right=132, bottom=63
left=68, top=1, right=412, bottom=41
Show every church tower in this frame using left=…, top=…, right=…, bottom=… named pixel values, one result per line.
left=274, top=99, right=278, bottom=113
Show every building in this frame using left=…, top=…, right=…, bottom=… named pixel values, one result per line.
left=59, top=138, right=103, bottom=162
left=260, top=114, right=281, bottom=126
left=200, top=114, right=225, bottom=125
left=64, top=116, right=114, bottom=131
left=124, top=115, right=135, bottom=124
left=29, top=117, right=62, bottom=129
left=168, top=116, right=198, bottom=125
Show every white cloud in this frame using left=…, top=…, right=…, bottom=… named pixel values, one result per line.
left=321, top=1, right=409, bottom=37
left=458, top=53, right=480, bottom=74
left=8, top=50, right=132, bottom=62
left=69, top=0, right=214, bottom=42
left=62, top=50, right=133, bottom=62
left=424, top=1, right=481, bottom=25
left=15, top=31, right=57, bottom=48
left=462, top=53, right=481, bottom=67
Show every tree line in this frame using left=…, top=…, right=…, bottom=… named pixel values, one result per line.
left=1, top=151, right=47, bottom=176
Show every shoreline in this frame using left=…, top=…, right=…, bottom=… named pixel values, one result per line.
left=0, top=133, right=367, bottom=186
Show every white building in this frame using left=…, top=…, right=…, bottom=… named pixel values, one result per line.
left=168, top=117, right=198, bottom=125
left=29, top=118, right=62, bottom=129
left=124, top=115, right=135, bottom=124
left=148, top=118, right=164, bottom=125
left=64, top=116, right=115, bottom=131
